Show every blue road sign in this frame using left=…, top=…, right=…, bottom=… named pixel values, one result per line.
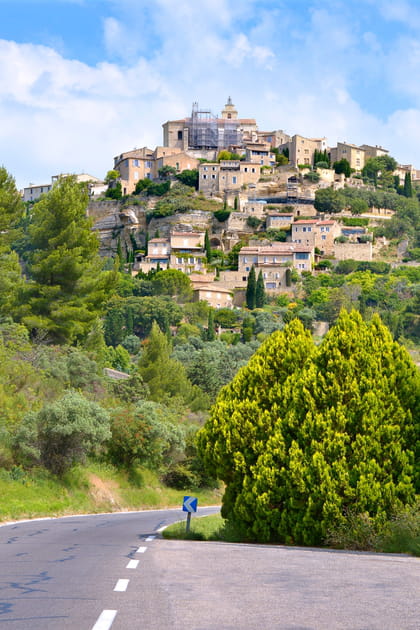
left=182, top=496, right=198, bottom=513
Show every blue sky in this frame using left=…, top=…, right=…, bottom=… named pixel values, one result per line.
left=1, top=0, right=420, bottom=189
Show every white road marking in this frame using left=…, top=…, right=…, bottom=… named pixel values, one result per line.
left=145, top=535, right=156, bottom=541
left=92, top=609, right=117, bottom=630
left=136, top=546, right=147, bottom=553
left=114, top=579, right=129, bottom=592
left=126, top=559, right=139, bottom=569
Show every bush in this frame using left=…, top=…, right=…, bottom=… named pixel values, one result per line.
left=214, top=209, right=231, bottom=222
left=14, top=392, right=111, bottom=476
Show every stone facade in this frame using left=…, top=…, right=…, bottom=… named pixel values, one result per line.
left=330, top=142, right=365, bottom=171
left=279, top=135, right=328, bottom=167
left=333, top=241, right=372, bottom=261
left=199, top=160, right=261, bottom=195
left=292, top=219, right=340, bottom=255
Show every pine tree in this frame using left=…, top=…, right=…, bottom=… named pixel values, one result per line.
left=255, top=270, right=266, bottom=308
left=246, top=266, right=256, bottom=309
left=19, top=176, right=117, bottom=344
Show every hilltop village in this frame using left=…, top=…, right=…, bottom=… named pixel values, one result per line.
left=23, top=98, right=420, bottom=308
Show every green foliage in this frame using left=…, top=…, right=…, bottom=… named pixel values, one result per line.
left=341, top=217, right=369, bottom=227
left=314, top=187, right=345, bottom=214
left=151, top=269, right=193, bottom=302
left=204, top=229, right=212, bottom=262
left=214, top=209, right=231, bottom=222
left=246, top=216, right=261, bottom=228
left=158, top=165, right=177, bottom=179
left=313, top=149, right=330, bottom=168
left=108, top=401, right=186, bottom=470
left=403, top=172, right=413, bottom=198
left=304, top=170, right=320, bottom=183
left=333, top=158, right=351, bottom=177
left=0, top=167, right=25, bottom=249
left=246, top=266, right=256, bottom=309
left=176, top=169, right=199, bottom=189
left=18, top=176, right=117, bottom=344
left=105, top=170, right=120, bottom=184
left=198, top=312, right=419, bottom=545
left=105, top=182, right=122, bottom=199
left=14, top=391, right=111, bottom=476
left=255, top=271, right=266, bottom=308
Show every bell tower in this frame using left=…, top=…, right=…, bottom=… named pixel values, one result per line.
left=221, top=96, right=238, bottom=120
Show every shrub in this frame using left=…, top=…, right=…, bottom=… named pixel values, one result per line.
left=14, top=391, right=111, bottom=476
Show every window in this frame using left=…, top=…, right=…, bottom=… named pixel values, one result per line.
left=251, top=168, right=255, bottom=173
left=321, top=235, right=326, bottom=240
left=296, top=252, right=309, bottom=260
left=244, top=167, right=248, bottom=172
left=178, top=130, right=183, bottom=140
left=203, top=166, right=208, bottom=171
left=177, top=257, right=183, bottom=264
left=266, top=282, right=276, bottom=289
left=146, top=161, right=152, bottom=168
left=232, top=176, right=237, bottom=184
left=202, top=174, right=207, bottom=179
left=134, top=172, right=139, bottom=180
left=211, top=174, right=216, bottom=179
left=133, top=159, right=139, bottom=166
left=189, top=257, right=194, bottom=264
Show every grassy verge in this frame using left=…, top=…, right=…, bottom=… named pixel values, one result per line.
left=163, top=511, right=420, bottom=557
left=162, top=514, right=244, bottom=542
left=0, top=462, right=222, bottom=523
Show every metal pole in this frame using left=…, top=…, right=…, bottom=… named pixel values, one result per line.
left=186, top=512, right=192, bottom=533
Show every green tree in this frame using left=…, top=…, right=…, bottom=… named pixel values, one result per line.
left=0, top=167, right=25, bottom=249
left=206, top=309, right=216, bottom=341
left=205, top=229, right=212, bottom=262
left=151, top=269, right=192, bottom=302
left=158, top=165, right=177, bottom=179
left=333, top=158, right=352, bottom=178
left=105, top=181, right=122, bottom=199
left=14, top=391, right=111, bottom=476
left=199, top=311, right=419, bottom=545
left=246, top=266, right=256, bottom=309
left=175, top=169, right=199, bottom=189
left=314, top=187, right=345, bottom=214
left=19, top=176, right=117, bottom=343
left=255, top=270, right=266, bottom=308
left=403, top=172, right=413, bottom=198
left=137, top=321, right=202, bottom=406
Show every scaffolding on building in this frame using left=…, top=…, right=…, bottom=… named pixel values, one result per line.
left=188, top=102, right=242, bottom=150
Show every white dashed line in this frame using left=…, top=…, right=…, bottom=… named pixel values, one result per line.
left=114, top=579, right=129, bottom=592
left=126, top=559, right=139, bottom=569
left=92, top=609, right=117, bottom=630
left=136, top=545, right=147, bottom=553
left=145, top=535, right=156, bottom=542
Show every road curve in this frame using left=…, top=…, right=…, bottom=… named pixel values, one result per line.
left=0, top=508, right=418, bottom=629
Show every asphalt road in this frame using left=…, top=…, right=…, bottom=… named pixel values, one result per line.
left=0, top=509, right=418, bottom=630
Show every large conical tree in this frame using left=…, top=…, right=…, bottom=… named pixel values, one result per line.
left=246, top=265, right=256, bottom=309
left=199, top=310, right=420, bottom=546
left=255, top=270, right=266, bottom=308
left=198, top=319, right=315, bottom=523
left=19, top=176, right=116, bottom=343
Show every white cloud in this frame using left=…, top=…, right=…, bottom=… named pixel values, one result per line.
left=1, top=1, right=420, bottom=190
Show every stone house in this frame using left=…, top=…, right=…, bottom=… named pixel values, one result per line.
left=113, top=146, right=198, bottom=195
left=330, top=142, right=365, bottom=171
left=266, top=213, right=294, bottom=230
left=23, top=173, right=103, bottom=203
left=192, top=284, right=233, bottom=309
left=279, top=135, right=328, bottom=167
left=169, top=231, right=206, bottom=274
left=291, top=219, right=340, bottom=255
left=238, top=242, right=314, bottom=274
left=199, top=160, right=261, bottom=195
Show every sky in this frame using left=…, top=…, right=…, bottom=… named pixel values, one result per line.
left=1, top=0, right=420, bottom=190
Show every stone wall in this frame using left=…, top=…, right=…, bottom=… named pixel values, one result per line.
left=333, top=242, right=372, bottom=261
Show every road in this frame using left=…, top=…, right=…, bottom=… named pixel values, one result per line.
left=0, top=509, right=418, bottom=629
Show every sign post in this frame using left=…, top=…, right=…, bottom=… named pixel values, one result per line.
left=182, top=496, right=198, bottom=533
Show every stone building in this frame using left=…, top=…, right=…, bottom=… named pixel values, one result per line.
left=199, top=160, right=261, bottom=195
left=330, top=142, right=365, bottom=171
left=279, top=135, right=328, bottom=167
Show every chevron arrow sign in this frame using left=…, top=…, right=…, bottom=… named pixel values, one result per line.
left=182, top=496, right=198, bottom=513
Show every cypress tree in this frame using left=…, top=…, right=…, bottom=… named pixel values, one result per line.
left=207, top=309, right=216, bottom=341
left=403, top=172, right=413, bottom=198
left=205, top=229, right=212, bottom=263
left=246, top=265, right=256, bottom=310
left=199, top=310, right=420, bottom=545
left=255, top=270, right=266, bottom=308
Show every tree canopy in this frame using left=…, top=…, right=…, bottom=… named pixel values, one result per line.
left=198, top=311, right=419, bottom=545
